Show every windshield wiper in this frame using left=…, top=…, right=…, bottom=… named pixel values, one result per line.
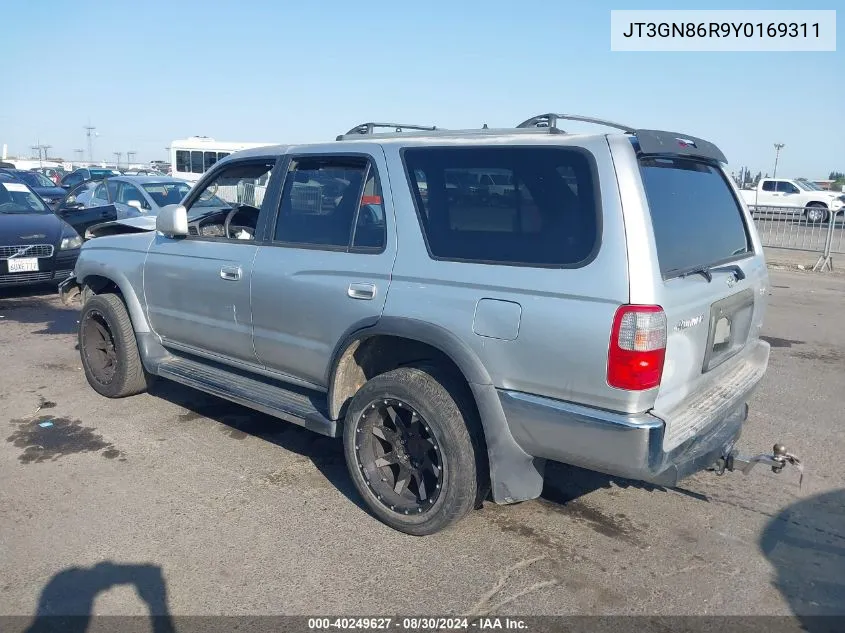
left=678, top=266, right=713, bottom=282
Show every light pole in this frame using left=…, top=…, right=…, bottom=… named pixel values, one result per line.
left=85, top=125, right=97, bottom=162
left=773, top=143, right=785, bottom=179
left=127, top=151, right=137, bottom=166
left=113, top=152, right=122, bottom=168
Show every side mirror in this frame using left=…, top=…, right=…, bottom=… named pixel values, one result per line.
left=156, top=205, right=188, bottom=237
left=127, top=200, right=143, bottom=211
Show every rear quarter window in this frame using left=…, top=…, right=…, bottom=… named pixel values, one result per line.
left=639, top=157, right=751, bottom=277
left=403, top=146, right=599, bottom=267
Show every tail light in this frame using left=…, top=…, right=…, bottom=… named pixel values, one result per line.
left=607, top=305, right=667, bottom=390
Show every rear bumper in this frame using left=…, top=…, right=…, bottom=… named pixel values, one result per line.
left=500, top=341, right=768, bottom=488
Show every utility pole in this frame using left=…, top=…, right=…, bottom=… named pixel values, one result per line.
left=113, top=152, right=122, bottom=168
left=84, top=125, right=96, bottom=162
left=127, top=150, right=137, bottom=166
left=773, top=143, right=785, bottom=179
left=30, top=145, right=40, bottom=160
left=41, top=145, right=52, bottom=164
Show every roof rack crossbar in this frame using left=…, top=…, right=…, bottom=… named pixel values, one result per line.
left=516, top=113, right=636, bottom=135
left=338, top=122, right=439, bottom=140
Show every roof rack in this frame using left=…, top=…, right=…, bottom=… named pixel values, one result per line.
left=516, top=113, right=636, bottom=135
left=337, top=122, right=439, bottom=141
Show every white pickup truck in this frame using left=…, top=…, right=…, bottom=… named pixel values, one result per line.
left=740, top=178, right=845, bottom=223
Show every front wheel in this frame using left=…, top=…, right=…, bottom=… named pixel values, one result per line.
left=343, top=366, right=483, bottom=535
left=79, top=293, right=154, bottom=398
left=805, top=204, right=829, bottom=223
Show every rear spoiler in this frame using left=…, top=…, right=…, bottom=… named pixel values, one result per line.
left=634, top=129, right=728, bottom=164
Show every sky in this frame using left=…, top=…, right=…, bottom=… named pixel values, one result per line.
left=1, top=0, right=842, bottom=178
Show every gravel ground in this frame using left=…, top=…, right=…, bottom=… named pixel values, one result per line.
left=0, top=270, right=842, bottom=624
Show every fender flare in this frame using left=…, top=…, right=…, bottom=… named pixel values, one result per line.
left=327, top=316, right=545, bottom=504
left=76, top=261, right=150, bottom=333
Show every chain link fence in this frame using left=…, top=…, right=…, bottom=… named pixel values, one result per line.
left=751, top=205, right=845, bottom=271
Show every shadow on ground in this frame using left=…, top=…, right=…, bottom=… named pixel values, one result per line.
left=21, top=561, right=175, bottom=633
left=0, top=285, right=78, bottom=335
left=760, top=488, right=845, bottom=630
left=148, top=380, right=366, bottom=513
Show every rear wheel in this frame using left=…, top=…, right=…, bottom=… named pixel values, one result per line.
left=79, top=293, right=153, bottom=398
left=805, top=203, right=829, bottom=223
left=343, top=366, right=482, bottom=535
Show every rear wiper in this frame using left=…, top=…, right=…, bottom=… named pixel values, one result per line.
left=679, top=266, right=713, bottom=282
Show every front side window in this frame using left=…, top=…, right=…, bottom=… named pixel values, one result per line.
left=761, top=180, right=776, bottom=192
left=404, top=147, right=599, bottom=266
left=93, top=182, right=109, bottom=201
left=273, top=156, right=370, bottom=248
left=118, top=183, right=149, bottom=209
left=776, top=181, right=799, bottom=194
left=142, top=182, right=190, bottom=207
left=106, top=179, right=119, bottom=201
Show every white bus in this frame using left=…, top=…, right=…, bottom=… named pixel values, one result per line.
left=170, top=137, right=273, bottom=183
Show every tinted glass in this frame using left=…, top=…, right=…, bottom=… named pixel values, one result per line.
left=191, top=151, right=203, bottom=174
left=404, top=147, right=598, bottom=266
left=176, top=150, right=190, bottom=173
left=639, top=157, right=750, bottom=277
left=16, top=171, right=54, bottom=188
left=274, top=158, right=367, bottom=247
left=63, top=173, right=83, bottom=187
left=118, top=183, right=147, bottom=207
left=106, top=180, right=119, bottom=200
left=776, top=181, right=798, bottom=193
left=351, top=167, right=386, bottom=250
left=761, top=180, right=776, bottom=192
left=204, top=152, right=218, bottom=171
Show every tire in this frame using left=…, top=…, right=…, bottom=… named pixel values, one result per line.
left=805, top=203, right=829, bottom=223
left=78, top=292, right=154, bottom=398
left=343, top=365, right=484, bottom=535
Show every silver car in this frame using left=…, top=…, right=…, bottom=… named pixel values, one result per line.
left=86, top=176, right=191, bottom=219
left=60, top=114, right=799, bottom=535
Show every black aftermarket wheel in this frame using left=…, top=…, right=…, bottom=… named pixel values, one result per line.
left=79, top=293, right=153, bottom=398
left=343, top=366, right=483, bottom=535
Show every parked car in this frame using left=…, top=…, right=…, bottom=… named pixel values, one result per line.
left=0, top=168, right=68, bottom=209
left=122, top=168, right=168, bottom=177
left=54, top=181, right=118, bottom=238
left=60, top=115, right=799, bottom=535
left=0, top=172, right=81, bottom=288
left=59, top=167, right=121, bottom=190
left=35, top=167, right=68, bottom=185
left=84, top=176, right=191, bottom=219
left=739, top=178, right=845, bottom=222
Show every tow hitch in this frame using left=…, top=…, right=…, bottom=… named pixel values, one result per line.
left=711, top=443, right=804, bottom=488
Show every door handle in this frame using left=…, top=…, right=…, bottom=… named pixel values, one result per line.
left=347, top=282, right=376, bottom=300
left=220, top=266, right=242, bottom=281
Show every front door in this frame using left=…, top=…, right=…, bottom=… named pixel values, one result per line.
left=251, top=151, right=395, bottom=386
left=143, top=158, right=277, bottom=364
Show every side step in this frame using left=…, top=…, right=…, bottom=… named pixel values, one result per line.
left=156, top=356, right=339, bottom=438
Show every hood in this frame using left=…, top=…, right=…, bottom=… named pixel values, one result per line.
left=0, top=212, right=65, bottom=246
left=86, top=214, right=157, bottom=238
left=33, top=186, right=68, bottom=200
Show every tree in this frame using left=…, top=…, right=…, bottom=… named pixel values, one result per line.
left=753, top=171, right=762, bottom=186
left=828, top=171, right=844, bottom=180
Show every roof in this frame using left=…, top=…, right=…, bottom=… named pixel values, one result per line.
left=107, top=175, right=188, bottom=185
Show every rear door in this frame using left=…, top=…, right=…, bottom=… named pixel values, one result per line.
left=636, top=156, right=768, bottom=448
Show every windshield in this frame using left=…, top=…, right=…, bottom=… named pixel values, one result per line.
left=16, top=171, right=56, bottom=188
left=91, top=169, right=120, bottom=177
left=0, top=180, right=51, bottom=214
left=639, top=157, right=750, bottom=277
left=796, top=179, right=822, bottom=191
left=142, top=182, right=191, bottom=207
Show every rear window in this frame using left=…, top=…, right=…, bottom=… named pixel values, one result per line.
left=403, top=147, right=599, bottom=267
left=639, top=157, right=750, bottom=277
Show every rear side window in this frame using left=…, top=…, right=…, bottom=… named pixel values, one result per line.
left=403, top=147, right=599, bottom=267
left=639, top=157, right=750, bottom=277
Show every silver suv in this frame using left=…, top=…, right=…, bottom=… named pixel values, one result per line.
left=60, top=114, right=796, bottom=535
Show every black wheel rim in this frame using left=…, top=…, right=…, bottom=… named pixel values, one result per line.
left=82, top=310, right=117, bottom=386
left=354, top=398, right=443, bottom=515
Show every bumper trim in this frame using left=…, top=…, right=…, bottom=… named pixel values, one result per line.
left=500, top=389, right=748, bottom=488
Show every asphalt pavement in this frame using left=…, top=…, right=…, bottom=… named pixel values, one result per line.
left=0, top=270, right=843, bottom=622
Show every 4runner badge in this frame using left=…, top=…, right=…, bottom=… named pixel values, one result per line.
left=675, top=315, right=704, bottom=331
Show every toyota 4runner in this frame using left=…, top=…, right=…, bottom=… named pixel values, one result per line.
left=60, top=114, right=800, bottom=535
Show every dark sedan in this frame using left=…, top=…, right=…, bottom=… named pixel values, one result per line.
left=60, top=167, right=121, bottom=190
left=0, top=169, right=67, bottom=209
left=0, top=173, right=82, bottom=288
